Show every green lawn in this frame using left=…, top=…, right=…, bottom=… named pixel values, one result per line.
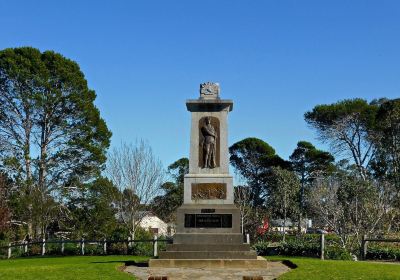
left=1, top=255, right=400, bottom=279
left=267, top=256, right=400, bottom=280
left=0, top=256, right=148, bottom=280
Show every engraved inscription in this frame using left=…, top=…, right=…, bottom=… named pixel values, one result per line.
left=192, top=183, right=227, bottom=200
left=184, top=214, right=232, bottom=228
left=201, top=208, right=216, bottom=213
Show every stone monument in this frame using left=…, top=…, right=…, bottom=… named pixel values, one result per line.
left=150, top=82, right=264, bottom=268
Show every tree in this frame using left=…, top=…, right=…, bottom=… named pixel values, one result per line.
left=106, top=141, right=164, bottom=240
left=289, top=141, right=335, bottom=231
left=373, top=99, right=400, bottom=190
left=151, top=158, right=188, bottom=223
left=304, top=99, right=378, bottom=180
left=267, top=167, right=300, bottom=241
left=0, top=173, right=11, bottom=233
left=0, top=47, right=111, bottom=238
left=234, top=185, right=252, bottom=234
left=66, top=177, right=119, bottom=239
left=229, top=137, right=290, bottom=207
left=309, top=170, right=389, bottom=248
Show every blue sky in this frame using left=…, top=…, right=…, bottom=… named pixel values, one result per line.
left=1, top=0, right=399, bottom=168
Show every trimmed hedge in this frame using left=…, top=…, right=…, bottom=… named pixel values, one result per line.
left=252, top=235, right=352, bottom=260
left=366, top=246, right=400, bottom=261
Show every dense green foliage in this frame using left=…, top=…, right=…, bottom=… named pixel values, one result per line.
left=366, top=245, right=400, bottom=261
left=230, top=97, right=400, bottom=255
left=150, top=158, right=188, bottom=223
left=229, top=137, right=290, bottom=207
left=0, top=47, right=112, bottom=240
left=253, top=234, right=352, bottom=260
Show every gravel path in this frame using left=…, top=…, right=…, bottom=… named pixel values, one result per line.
left=124, top=261, right=291, bottom=280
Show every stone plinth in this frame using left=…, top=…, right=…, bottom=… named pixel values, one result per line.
left=149, top=258, right=268, bottom=269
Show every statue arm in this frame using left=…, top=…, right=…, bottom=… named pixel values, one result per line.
left=204, top=126, right=217, bottom=137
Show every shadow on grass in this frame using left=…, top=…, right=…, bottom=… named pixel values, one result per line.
left=281, top=260, right=298, bottom=269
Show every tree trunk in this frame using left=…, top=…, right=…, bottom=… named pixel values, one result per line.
left=38, top=115, right=48, bottom=239
left=283, top=190, right=287, bottom=242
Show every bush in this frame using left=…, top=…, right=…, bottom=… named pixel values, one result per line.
left=62, top=242, right=80, bottom=256
left=367, top=246, right=400, bottom=261
left=252, top=235, right=352, bottom=260
left=325, top=246, right=352, bottom=260
left=84, top=243, right=104, bottom=255
left=252, top=242, right=269, bottom=255
left=130, top=227, right=154, bottom=256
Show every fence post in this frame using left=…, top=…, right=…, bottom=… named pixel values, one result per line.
left=103, top=238, right=107, bottom=255
left=7, top=243, right=11, bottom=259
left=128, top=236, right=132, bottom=248
left=361, top=235, right=368, bottom=260
left=246, top=234, right=250, bottom=244
left=61, top=238, right=65, bottom=255
left=41, top=239, right=46, bottom=256
left=24, top=241, right=28, bottom=254
left=153, top=235, right=158, bottom=257
left=81, top=238, right=85, bottom=256
left=320, top=233, right=325, bottom=260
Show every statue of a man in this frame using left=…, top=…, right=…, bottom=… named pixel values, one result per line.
left=201, top=117, right=217, bottom=168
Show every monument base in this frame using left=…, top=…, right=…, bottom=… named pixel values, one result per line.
left=176, top=204, right=241, bottom=233
left=149, top=257, right=268, bottom=268
left=157, top=204, right=258, bottom=261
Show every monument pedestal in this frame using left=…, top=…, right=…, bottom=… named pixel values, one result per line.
left=150, top=83, right=264, bottom=268
left=157, top=203, right=257, bottom=260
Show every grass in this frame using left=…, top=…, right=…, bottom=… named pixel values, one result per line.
left=1, top=255, right=399, bottom=279
left=267, top=256, right=400, bottom=280
left=0, top=255, right=148, bottom=280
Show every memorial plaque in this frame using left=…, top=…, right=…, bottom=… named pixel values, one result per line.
left=184, top=214, right=232, bottom=228
left=192, top=183, right=227, bottom=200
left=201, top=208, right=216, bottom=213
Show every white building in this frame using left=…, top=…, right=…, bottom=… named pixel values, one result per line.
left=138, top=212, right=174, bottom=236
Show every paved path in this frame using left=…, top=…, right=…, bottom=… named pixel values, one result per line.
left=125, top=261, right=291, bottom=280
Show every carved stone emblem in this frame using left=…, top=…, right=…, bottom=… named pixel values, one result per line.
left=200, top=82, right=220, bottom=98
left=192, top=183, right=227, bottom=200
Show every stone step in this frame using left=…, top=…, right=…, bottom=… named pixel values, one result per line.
left=173, top=233, right=244, bottom=244
left=159, top=250, right=258, bottom=259
left=149, top=257, right=268, bottom=268
left=166, top=243, right=251, bottom=251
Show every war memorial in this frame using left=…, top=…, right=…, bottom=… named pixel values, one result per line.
left=149, top=83, right=267, bottom=269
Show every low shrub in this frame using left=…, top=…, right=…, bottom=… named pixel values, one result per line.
left=252, top=237, right=352, bottom=260
left=366, top=246, right=400, bottom=261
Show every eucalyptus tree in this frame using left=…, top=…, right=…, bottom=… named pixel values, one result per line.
left=0, top=173, right=11, bottom=233
left=304, top=99, right=378, bottom=180
left=0, top=47, right=111, bottom=238
left=373, top=99, right=400, bottom=189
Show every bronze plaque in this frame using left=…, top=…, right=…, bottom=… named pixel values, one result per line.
left=184, top=214, right=232, bottom=228
left=192, top=183, right=226, bottom=200
left=198, top=116, right=220, bottom=168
